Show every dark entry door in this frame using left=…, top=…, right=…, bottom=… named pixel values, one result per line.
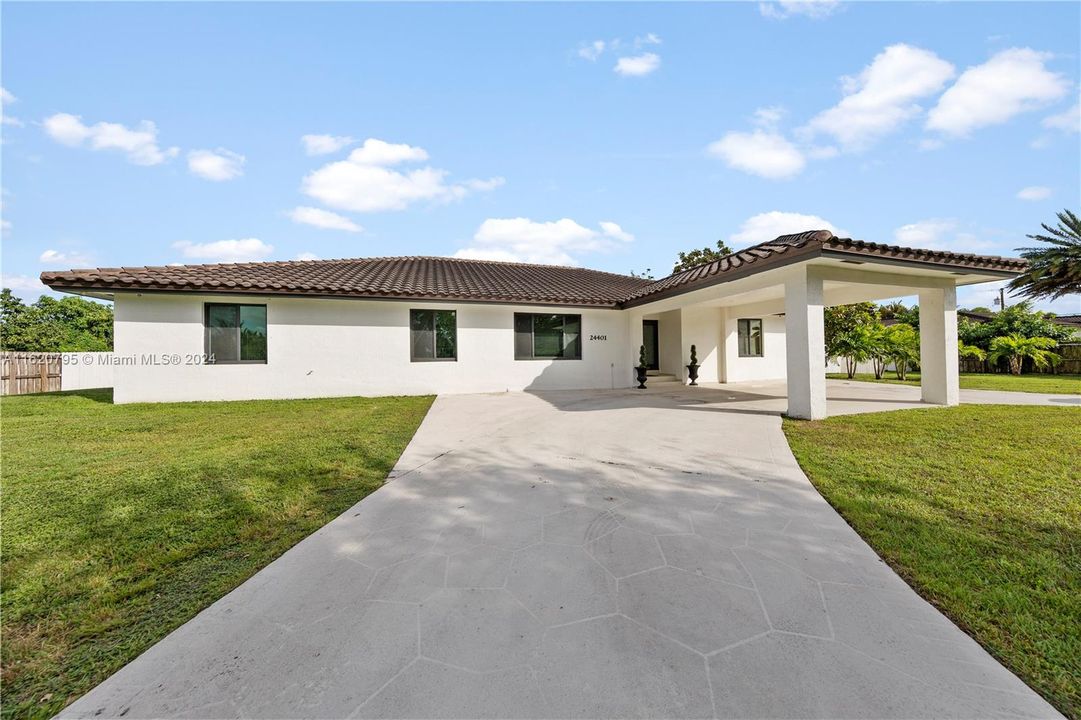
left=642, top=320, right=659, bottom=371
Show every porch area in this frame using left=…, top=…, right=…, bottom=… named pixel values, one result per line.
left=625, top=259, right=991, bottom=420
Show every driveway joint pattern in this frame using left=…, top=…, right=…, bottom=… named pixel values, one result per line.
left=60, top=383, right=1062, bottom=719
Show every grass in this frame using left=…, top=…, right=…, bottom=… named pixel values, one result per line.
left=783, top=405, right=1081, bottom=718
left=0, top=389, right=433, bottom=720
left=827, top=371, right=1081, bottom=395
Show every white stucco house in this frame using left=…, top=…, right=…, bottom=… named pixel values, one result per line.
left=41, top=230, right=1025, bottom=419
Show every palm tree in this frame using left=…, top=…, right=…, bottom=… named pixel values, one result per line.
left=883, top=324, right=920, bottom=380
left=1008, top=209, right=1081, bottom=300
left=987, top=334, right=1060, bottom=375
left=958, top=340, right=987, bottom=372
left=829, top=326, right=876, bottom=379
left=958, top=340, right=986, bottom=362
left=878, top=300, right=908, bottom=321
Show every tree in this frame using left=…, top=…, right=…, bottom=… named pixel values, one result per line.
left=882, top=323, right=920, bottom=380
left=878, top=300, right=909, bottom=321
left=0, top=290, right=114, bottom=351
left=957, top=301, right=1075, bottom=353
left=866, top=325, right=891, bottom=379
left=1008, top=209, right=1081, bottom=300
left=988, top=334, right=1061, bottom=375
left=958, top=340, right=986, bottom=363
left=672, top=240, right=734, bottom=273
left=629, top=268, right=655, bottom=280
left=828, top=324, right=878, bottom=378
left=825, top=302, right=882, bottom=378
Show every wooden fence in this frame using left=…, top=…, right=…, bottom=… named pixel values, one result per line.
left=959, top=343, right=1081, bottom=374
left=1, top=353, right=62, bottom=395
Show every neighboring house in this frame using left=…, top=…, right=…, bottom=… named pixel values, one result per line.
left=41, top=230, right=1024, bottom=419
left=957, top=309, right=995, bottom=324
left=1049, top=313, right=1081, bottom=331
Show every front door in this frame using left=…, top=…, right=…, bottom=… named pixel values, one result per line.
left=642, top=320, right=659, bottom=371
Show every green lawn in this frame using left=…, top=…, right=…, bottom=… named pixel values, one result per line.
left=0, top=389, right=433, bottom=720
left=783, top=406, right=1081, bottom=718
left=827, top=371, right=1081, bottom=394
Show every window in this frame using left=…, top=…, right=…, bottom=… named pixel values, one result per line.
left=205, top=304, right=267, bottom=363
left=737, top=318, right=763, bottom=357
left=410, top=309, right=457, bottom=361
left=514, top=313, right=581, bottom=360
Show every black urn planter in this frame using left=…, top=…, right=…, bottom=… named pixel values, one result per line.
left=634, top=344, right=649, bottom=389
left=686, top=344, right=700, bottom=386
left=686, top=363, right=700, bottom=386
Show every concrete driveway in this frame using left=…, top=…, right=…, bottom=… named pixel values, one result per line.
left=63, top=382, right=1064, bottom=719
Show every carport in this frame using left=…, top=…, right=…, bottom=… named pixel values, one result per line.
left=619, top=230, right=1025, bottom=419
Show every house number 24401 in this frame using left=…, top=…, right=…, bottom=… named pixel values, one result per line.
left=590, top=334, right=607, bottom=341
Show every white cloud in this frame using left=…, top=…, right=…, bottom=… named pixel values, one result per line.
left=187, top=148, right=245, bottom=181
left=926, top=48, right=1069, bottom=136
left=172, top=238, right=274, bottom=263
left=806, top=145, right=839, bottom=159
left=348, top=138, right=429, bottom=166
left=578, top=40, right=606, bottom=61
left=1042, top=98, right=1080, bottom=133
left=893, top=219, right=997, bottom=253
left=614, top=53, right=661, bottom=77
left=759, top=1, right=842, bottom=20
left=635, top=33, right=663, bottom=47
left=893, top=219, right=957, bottom=247
left=598, top=221, right=634, bottom=243
left=803, top=44, right=955, bottom=151
left=301, top=138, right=500, bottom=213
left=463, top=177, right=507, bottom=192
left=752, top=106, right=786, bottom=129
left=1, top=87, right=22, bottom=127
left=1, top=274, right=48, bottom=297
left=1016, top=186, right=1052, bottom=201
left=1, top=218, right=10, bottom=234
left=730, top=211, right=844, bottom=247
left=43, top=113, right=179, bottom=166
left=288, top=206, right=363, bottom=233
left=301, top=134, right=356, bottom=156
left=454, top=218, right=634, bottom=266
left=295, top=252, right=321, bottom=261
left=42, top=113, right=180, bottom=166
left=39, top=249, right=92, bottom=266
left=706, top=130, right=806, bottom=180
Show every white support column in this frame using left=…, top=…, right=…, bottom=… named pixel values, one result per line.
left=785, top=267, right=827, bottom=420
left=918, top=285, right=959, bottom=406
left=627, top=310, right=644, bottom=387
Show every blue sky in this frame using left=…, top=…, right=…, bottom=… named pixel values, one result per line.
left=2, top=1, right=1079, bottom=312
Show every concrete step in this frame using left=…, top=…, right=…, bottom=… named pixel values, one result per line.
left=645, top=373, right=681, bottom=384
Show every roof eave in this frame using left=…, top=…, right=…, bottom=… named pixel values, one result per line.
left=39, top=282, right=625, bottom=310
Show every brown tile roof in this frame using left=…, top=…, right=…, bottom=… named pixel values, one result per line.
left=40, top=231, right=1028, bottom=309
left=39, top=256, right=654, bottom=308
left=621, top=230, right=1028, bottom=306
left=1051, top=314, right=1081, bottom=328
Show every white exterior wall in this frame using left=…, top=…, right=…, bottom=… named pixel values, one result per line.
left=60, top=353, right=115, bottom=390
left=112, top=293, right=633, bottom=404
left=679, top=306, right=722, bottom=384
left=656, top=309, right=684, bottom=378
left=721, top=309, right=787, bottom=382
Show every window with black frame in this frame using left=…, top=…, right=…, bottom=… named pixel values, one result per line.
left=204, top=304, right=267, bottom=363
left=737, top=318, right=763, bottom=357
left=514, top=313, right=581, bottom=360
left=410, top=309, right=457, bottom=361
